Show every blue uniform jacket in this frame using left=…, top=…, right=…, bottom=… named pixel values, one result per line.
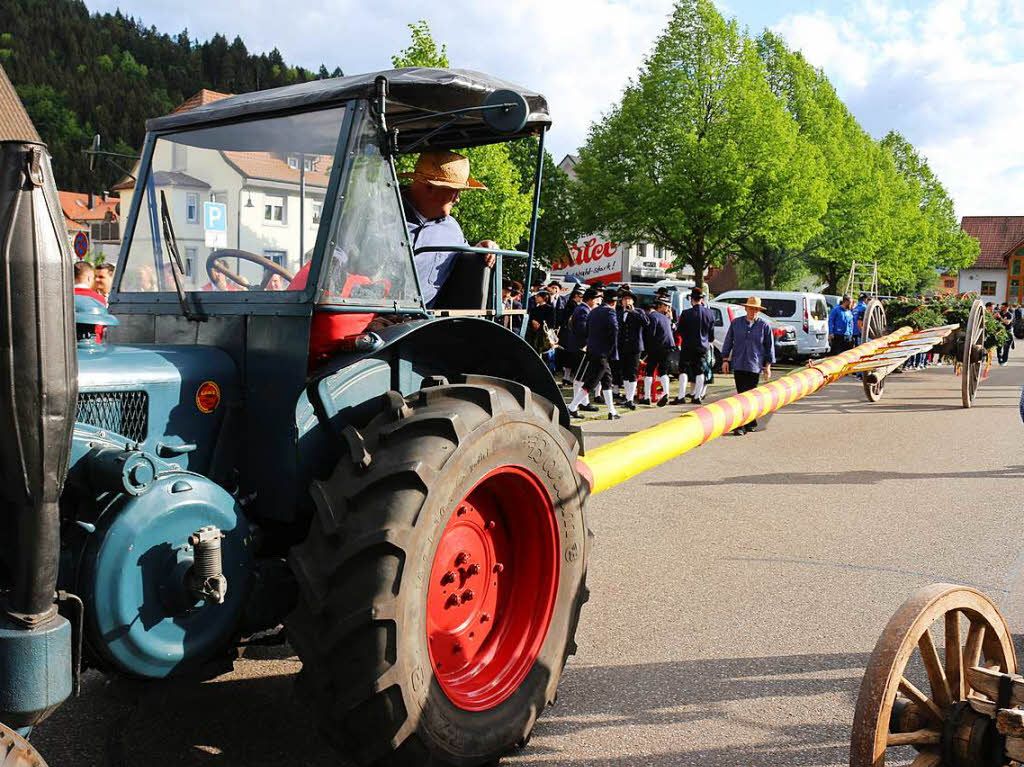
left=566, top=303, right=591, bottom=353
left=676, top=305, right=715, bottom=354
left=643, top=311, right=675, bottom=352
left=619, top=308, right=649, bottom=354
left=586, top=304, right=619, bottom=360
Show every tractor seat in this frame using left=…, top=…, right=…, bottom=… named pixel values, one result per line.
left=431, top=252, right=492, bottom=311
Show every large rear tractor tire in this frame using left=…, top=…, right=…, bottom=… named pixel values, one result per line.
left=287, top=375, right=590, bottom=766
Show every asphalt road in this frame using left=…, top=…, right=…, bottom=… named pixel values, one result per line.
left=33, top=350, right=1024, bottom=766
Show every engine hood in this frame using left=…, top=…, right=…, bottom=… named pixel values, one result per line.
left=76, top=344, right=238, bottom=473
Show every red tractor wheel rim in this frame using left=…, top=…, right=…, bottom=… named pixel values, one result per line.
left=426, top=464, right=560, bottom=711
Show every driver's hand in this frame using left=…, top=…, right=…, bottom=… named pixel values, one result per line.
left=476, top=240, right=498, bottom=269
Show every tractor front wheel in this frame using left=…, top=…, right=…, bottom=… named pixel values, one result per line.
left=287, top=376, right=589, bottom=766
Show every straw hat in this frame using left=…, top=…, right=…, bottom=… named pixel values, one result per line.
left=399, top=150, right=487, bottom=190
left=742, top=296, right=766, bottom=311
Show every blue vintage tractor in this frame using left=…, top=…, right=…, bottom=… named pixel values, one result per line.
left=0, top=68, right=589, bottom=766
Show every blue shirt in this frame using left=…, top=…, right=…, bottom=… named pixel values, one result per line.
left=828, top=304, right=854, bottom=337
left=851, top=301, right=867, bottom=337
left=722, top=315, right=775, bottom=373
left=403, top=191, right=467, bottom=309
left=586, top=303, right=619, bottom=360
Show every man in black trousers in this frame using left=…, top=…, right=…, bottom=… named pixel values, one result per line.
left=721, top=296, right=775, bottom=435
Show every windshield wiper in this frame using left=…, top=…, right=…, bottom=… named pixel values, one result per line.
left=159, top=191, right=206, bottom=322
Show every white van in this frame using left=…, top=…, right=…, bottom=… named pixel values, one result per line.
left=712, top=290, right=830, bottom=357
left=707, top=300, right=799, bottom=364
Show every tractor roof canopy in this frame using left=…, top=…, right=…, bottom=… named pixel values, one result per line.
left=146, top=68, right=551, bottom=152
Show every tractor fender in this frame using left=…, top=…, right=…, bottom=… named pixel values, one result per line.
left=295, top=317, right=580, bottom=514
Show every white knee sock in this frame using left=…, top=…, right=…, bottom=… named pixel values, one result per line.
left=644, top=376, right=653, bottom=400
left=678, top=373, right=689, bottom=399
left=694, top=374, right=705, bottom=399
left=593, top=386, right=602, bottom=401
left=659, top=375, right=670, bottom=399
left=603, top=388, right=617, bottom=415
left=568, top=388, right=588, bottom=411
left=563, top=367, right=571, bottom=380
left=572, top=380, right=583, bottom=400
left=624, top=380, right=637, bottom=401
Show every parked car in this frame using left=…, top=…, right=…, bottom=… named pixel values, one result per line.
left=713, top=290, right=830, bottom=357
left=707, top=300, right=798, bottom=367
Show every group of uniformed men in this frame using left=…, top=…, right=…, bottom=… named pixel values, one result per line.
left=544, top=284, right=717, bottom=420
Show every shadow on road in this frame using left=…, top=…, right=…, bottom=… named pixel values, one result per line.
left=649, top=465, right=1024, bottom=488
left=522, top=651, right=869, bottom=766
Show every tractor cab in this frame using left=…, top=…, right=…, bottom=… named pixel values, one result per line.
left=111, top=68, right=548, bottom=347
left=103, top=68, right=564, bottom=526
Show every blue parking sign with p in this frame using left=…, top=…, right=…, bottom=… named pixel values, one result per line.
left=204, top=202, right=227, bottom=232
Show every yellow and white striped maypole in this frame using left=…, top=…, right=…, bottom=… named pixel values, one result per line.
left=576, top=326, right=918, bottom=496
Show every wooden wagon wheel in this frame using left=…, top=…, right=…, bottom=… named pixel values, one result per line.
left=850, top=583, right=1016, bottom=767
left=861, top=299, right=887, bottom=403
left=961, top=299, right=986, bottom=409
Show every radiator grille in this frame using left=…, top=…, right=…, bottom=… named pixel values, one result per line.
left=77, top=391, right=149, bottom=442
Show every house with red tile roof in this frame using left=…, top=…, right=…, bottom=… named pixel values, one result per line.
left=959, top=216, right=1024, bottom=305
left=58, top=191, right=120, bottom=243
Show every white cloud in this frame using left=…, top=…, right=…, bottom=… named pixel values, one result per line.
left=774, top=0, right=1024, bottom=216
left=86, top=0, right=675, bottom=162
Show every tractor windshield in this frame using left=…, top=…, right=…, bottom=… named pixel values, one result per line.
left=315, top=109, right=421, bottom=308
left=118, top=107, right=346, bottom=294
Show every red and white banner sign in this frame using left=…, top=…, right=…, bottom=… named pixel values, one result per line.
left=551, top=235, right=622, bottom=284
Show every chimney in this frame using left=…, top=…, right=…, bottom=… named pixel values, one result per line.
left=101, top=190, right=107, bottom=202
left=88, top=191, right=94, bottom=208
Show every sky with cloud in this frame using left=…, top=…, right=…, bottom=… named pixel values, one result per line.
left=88, top=0, right=1024, bottom=217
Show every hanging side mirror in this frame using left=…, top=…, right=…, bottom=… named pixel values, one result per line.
left=483, top=89, right=529, bottom=134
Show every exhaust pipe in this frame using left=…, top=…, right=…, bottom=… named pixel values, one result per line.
left=0, top=141, right=76, bottom=728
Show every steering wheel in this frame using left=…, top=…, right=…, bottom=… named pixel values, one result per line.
left=207, top=249, right=295, bottom=290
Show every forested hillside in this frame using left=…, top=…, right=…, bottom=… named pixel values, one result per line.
left=1, top=0, right=343, bottom=190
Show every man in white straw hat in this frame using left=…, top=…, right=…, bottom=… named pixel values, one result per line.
left=400, top=149, right=499, bottom=308
left=721, top=296, right=775, bottom=435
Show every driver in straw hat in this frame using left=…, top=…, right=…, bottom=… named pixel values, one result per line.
left=400, top=150, right=499, bottom=309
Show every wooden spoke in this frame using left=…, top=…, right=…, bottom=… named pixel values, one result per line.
left=887, top=729, right=941, bottom=747
left=919, top=628, right=953, bottom=709
left=899, top=677, right=944, bottom=725
left=909, top=750, right=942, bottom=767
left=964, top=621, right=986, bottom=679
left=945, top=610, right=965, bottom=701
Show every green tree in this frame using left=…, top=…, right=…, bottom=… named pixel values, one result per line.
left=390, top=22, right=533, bottom=251
left=880, top=131, right=978, bottom=290
left=506, top=138, right=580, bottom=268
left=574, top=0, right=825, bottom=290
left=2, top=0, right=342, bottom=189
left=754, top=31, right=886, bottom=293
left=392, top=20, right=448, bottom=69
